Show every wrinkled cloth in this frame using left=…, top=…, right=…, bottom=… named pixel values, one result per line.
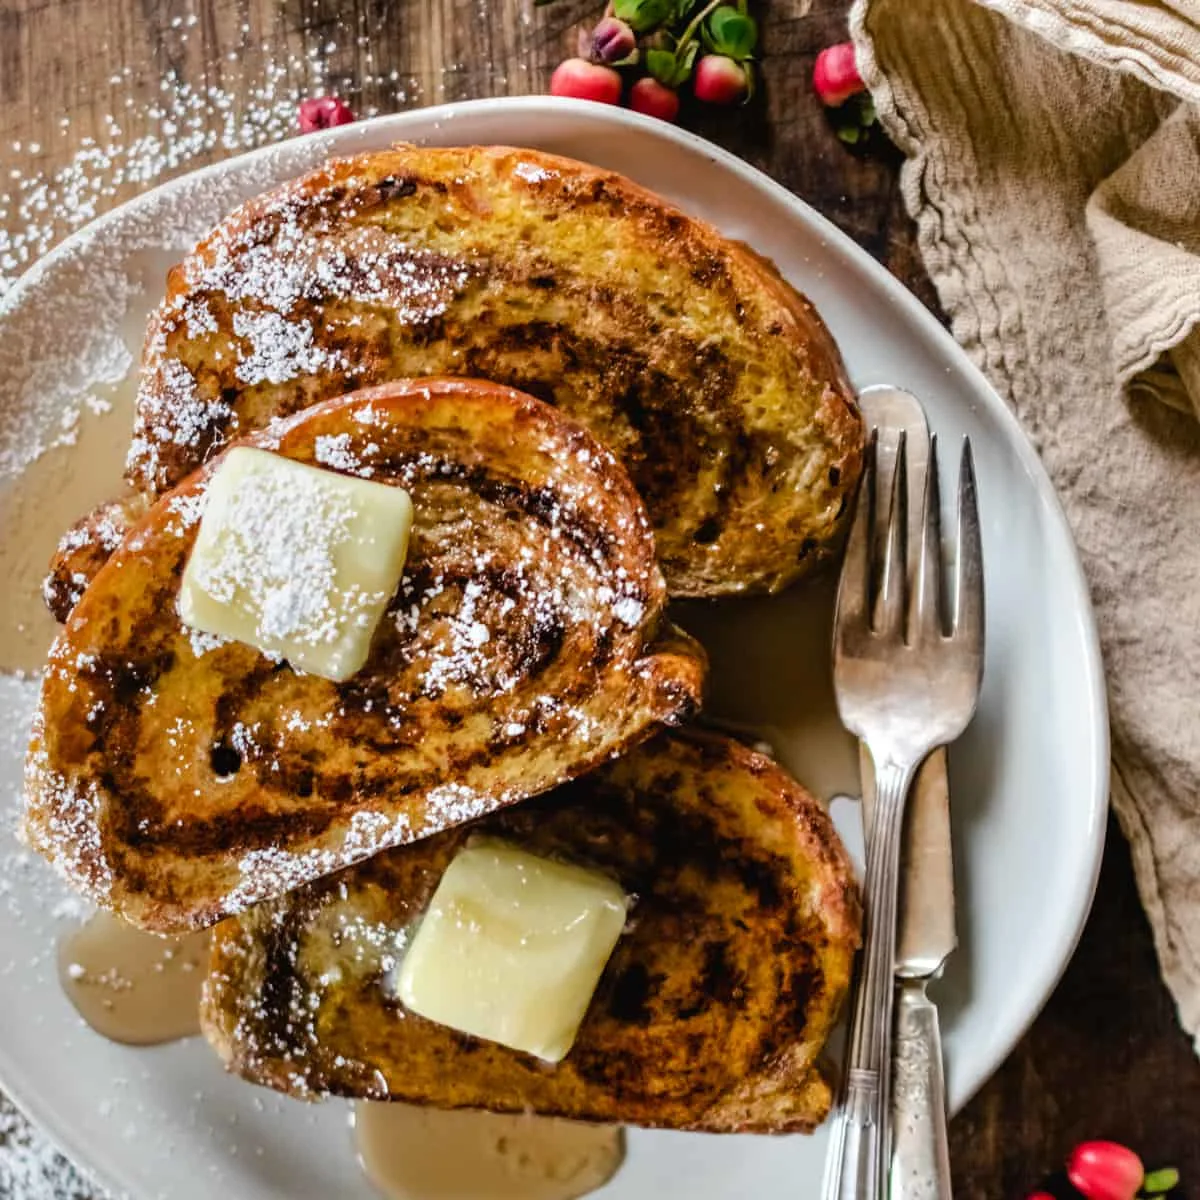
left=850, top=0, right=1200, bottom=1045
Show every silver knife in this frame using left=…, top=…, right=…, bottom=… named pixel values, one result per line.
left=857, top=386, right=955, bottom=1200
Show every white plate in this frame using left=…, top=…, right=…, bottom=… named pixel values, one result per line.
left=0, top=98, right=1108, bottom=1199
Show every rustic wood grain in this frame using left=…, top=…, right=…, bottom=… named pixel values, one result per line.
left=0, top=0, right=1197, bottom=1196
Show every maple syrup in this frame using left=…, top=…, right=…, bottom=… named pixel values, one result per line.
left=675, top=571, right=861, bottom=802
left=57, top=911, right=209, bottom=1046
left=0, top=384, right=135, bottom=674
left=354, top=1103, right=624, bottom=1200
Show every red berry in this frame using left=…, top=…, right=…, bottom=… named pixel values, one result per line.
left=1067, top=1142, right=1145, bottom=1200
left=591, top=17, right=636, bottom=65
left=693, top=55, right=748, bottom=105
left=813, top=43, right=865, bottom=107
left=298, top=96, right=355, bottom=133
left=1026, top=1193, right=1057, bottom=1200
left=550, top=59, right=622, bottom=105
left=629, top=77, right=680, bottom=122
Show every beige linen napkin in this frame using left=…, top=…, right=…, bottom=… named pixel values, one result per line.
left=849, top=0, right=1200, bottom=1045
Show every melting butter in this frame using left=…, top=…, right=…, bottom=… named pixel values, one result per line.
left=57, top=911, right=210, bottom=1045
left=180, top=447, right=413, bottom=682
left=355, top=1103, right=624, bottom=1200
left=0, top=382, right=136, bottom=674
left=396, top=838, right=628, bottom=1064
left=673, top=571, right=861, bottom=802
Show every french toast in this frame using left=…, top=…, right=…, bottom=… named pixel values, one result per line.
left=201, top=729, right=860, bottom=1134
left=23, top=379, right=705, bottom=933
left=43, top=496, right=146, bottom=624
left=120, top=144, right=862, bottom=599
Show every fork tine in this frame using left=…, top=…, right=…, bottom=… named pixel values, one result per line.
left=874, top=430, right=907, bottom=638
left=834, top=432, right=876, bottom=640
left=911, top=434, right=943, bottom=642
left=954, top=437, right=984, bottom=649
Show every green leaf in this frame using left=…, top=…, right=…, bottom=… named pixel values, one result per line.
left=646, top=48, right=680, bottom=85
left=646, top=41, right=696, bottom=86
left=860, top=95, right=877, bottom=125
left=836, top=125, right=861, bottom=144
left=1142, top=1167, right=1181, bottom=1195
left=705, top=6, right=757, bottom=60
left=613, top=0, right=673, bottom=33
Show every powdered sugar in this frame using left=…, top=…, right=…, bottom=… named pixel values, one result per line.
left=513, top=161, right=554, bottom=184
left=613, top=595, right=646, bottom=627
left=223, top=806, right=415, bottom=916
left=0, top=51, right=352, bottom=487
left=0, top=260, right=139, bottom=482
left=421, top=782, right=494, bottom=832
left=187, top=628, right=228, bottom=658
left=0, top=1098, right=102, bottom=1200
left=0, top=52, right=348, bottom=301
left=0, top=676, right=91, bottom=922
left=22, top=755, right=116, bottom=910
left=231, top=311, right=346, bottom=388
left=314, top=433, right=378, bottom=476
left=192, top=225, right=471, bottom=322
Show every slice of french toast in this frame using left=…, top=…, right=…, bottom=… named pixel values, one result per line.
left=201, top=729, right=860, bottom=1134
left=23, top=379, right=705, bottom=933
left=124, top=144, right=862, bottom=599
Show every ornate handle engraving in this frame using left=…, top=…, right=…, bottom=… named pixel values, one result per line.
left=890, top=982, right=953, bottom=1200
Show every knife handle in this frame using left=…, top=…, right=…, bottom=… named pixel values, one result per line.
left=890, top=981, right=953, bottom=1200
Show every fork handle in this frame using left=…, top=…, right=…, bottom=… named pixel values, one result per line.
left=822, top=758, right=915, bottom=1200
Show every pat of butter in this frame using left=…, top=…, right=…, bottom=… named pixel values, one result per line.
left=397, top=839, right=628, bottom=1063
left=179, top=447, right=412, bottom=682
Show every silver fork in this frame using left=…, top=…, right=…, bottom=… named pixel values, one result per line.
left=821, top=431, right=985, bottom=1200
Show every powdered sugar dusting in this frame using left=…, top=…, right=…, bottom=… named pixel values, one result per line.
left=0, top=51, right=348, bottom=486
left=422, top=782, right=494, bottom=833
left=23, top=750, right=115, bottom=910
left=513, top=161, right=553, bottom=185
left=0, top=1100, right=101, bottom=1200
left=124, top=361, right=238, bottom=488
left=0, top=52, right=348, bottom=300
left=0, top=676, right=104, bottom=1198
left=314, top=432, right=378, bottom=476
left=231, top=311, right=346, bottom=387
left=187, top=628, right=228, bottom=658
left=0, top=675, right=93, bottom=922
left=223, top=806, right=414, bottom=915
left=129, top=215, right=472, bottom=492
left=0, top=260, right=138, bottom=482
left=190, top=225, right=471, bottom=320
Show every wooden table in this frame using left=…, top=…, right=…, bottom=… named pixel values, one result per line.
left=2, top=1, right=1198, bottom=1196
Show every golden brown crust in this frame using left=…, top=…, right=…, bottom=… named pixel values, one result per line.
left=42, top=496, right=147, bottom=624
left=23, top=379, right=705, bottom=932
left=128, top=143, right=863, bottom=598
left=201, top=729, right=861, bottom=1134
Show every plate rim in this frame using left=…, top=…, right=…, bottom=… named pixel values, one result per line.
left=0, top=95, right=1110, bottom=1192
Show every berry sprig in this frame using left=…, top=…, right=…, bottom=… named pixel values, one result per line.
left=545, top=0, right=759, bottom=121
left=812, top=42, right=876, bottom=145
left=297, top=96, right=356, bottom=133
left=1027, top=1142, right=1180, bottom=1200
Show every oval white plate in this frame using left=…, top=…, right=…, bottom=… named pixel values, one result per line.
left=0, top=98, right=1108, bottom=1199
